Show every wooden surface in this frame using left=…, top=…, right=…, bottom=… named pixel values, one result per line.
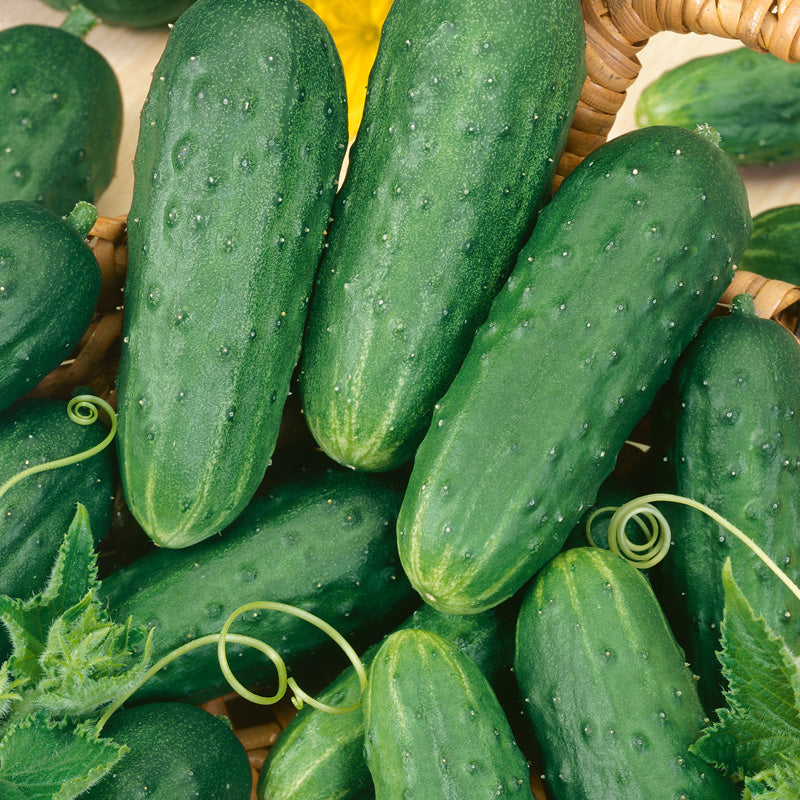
left=2, top=0, right=800, bottom=218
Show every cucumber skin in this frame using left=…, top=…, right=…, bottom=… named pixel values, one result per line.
left=397, top=125, right=752, bottom=615
left=650, top=299, right=800, bottom=713
left=299, top=0, right=586, bottom=472
left=0, top=201, right=101, bottom=411
left=740, top=203, right=800, bottom=284
left=0, top=25, right=121, bottom=216
left=363, top=628, right=533, bottom=800
left=514, top=547, right=739, bottom=800
left=636, top=47, right=800, bottom=166
left=99, top=465, right=416, bottom=705
left=0, top=397, right=115, bottom=660
left=116, top=0, right=347, bottom=548
left=81, top=0, right=196, bottom=27
left=83, top=702, right=251, bottom=799
left=257, top=601, right=517, bottom=800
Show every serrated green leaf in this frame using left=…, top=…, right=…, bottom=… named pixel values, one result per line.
left=0, top=708, right=126, bottom=800
left=691, top=559, right=800, bottom=778
left=744, top=757, right=800, bottom=799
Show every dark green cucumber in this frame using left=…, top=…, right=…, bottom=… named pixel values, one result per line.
left=0, top=396, right=115, bottom=659
left=740, top=203, right=800, bottom=283
left=0, top=200, right=101, bottom=411
left=116, top=0, right=347, bottom=548
left=649, top=293, right=800, bottom=713
left=84, top=702, right=251, bottom=799
left=0, top=12, right=121, bottom=215
left=299, top=0, right=586, bottom=472
left=363, top=628, right=533, bottom=800
left=257, top=601, right=517, bottom=800
left=99, top=463, right=416, bottom=705
left=80, top=0, right=196, bottom=28
left=514, top=546, right=739, bottom=800
left=636, top=47, right=800, bottom=166
left=397, top=125, right=752, bottom=615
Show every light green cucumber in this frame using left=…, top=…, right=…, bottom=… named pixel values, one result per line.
left=115, top=0, right=347, bottom=547
left=514, top=547, right=739, bottom=800
left=398, top=125, right=752, bottom=614
left=299, top=0, right=586, bottom=472
left=363, top=628, right=533, bottom=800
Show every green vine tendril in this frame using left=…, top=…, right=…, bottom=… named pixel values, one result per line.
left=95, top=601, right=367, bottom=735
left=0, top=395, right=117, bottom=502
left=587, top=492, right=800, bottom=603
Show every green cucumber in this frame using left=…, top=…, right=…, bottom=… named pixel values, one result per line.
left=740, top=203, right=800, bottom=283
left=0, top=200, right=100, bottom=412
left=514, top=546, right=739, bottom=799
left=299, top=0, right=586, bottom=472
left=99, top=461, right=416, bottom=705
left=80, top=0, right=197, bottom=28
left=649, top=294, right=800, bottom=712
left=257, top=601, right=517, bottom=800
left=0, top=10, right=122, bottom=215
left=116, top=0, right=348, bottom=548
left=397, top=125, right=752, bottom=615
left=363, top=628, right=533, bottom=800
left=84, top=702, right=251, bottom=799
left=0, top=396, right=115, bottom=660
left=635, top=47, right=800, bottom=166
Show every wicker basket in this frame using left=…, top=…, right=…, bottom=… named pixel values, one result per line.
left=29, top=0, right=800, bottom=796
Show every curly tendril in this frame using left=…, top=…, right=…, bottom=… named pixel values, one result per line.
left=95, top=602, right=367, bottom=735
left=589, top=492, right=800, bottom=604
left=0, top=394, right=117, bottom=502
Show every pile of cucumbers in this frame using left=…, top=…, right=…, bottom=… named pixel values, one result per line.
left=4, top=0, right=800, bottom=798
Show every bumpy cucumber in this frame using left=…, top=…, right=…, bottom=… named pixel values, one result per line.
left=636, top=47, right=800, bottom=166
left=649, top=294, right=800, bottom=712
left=99, top=462, right=416, bottom=705
left=0, top=200, right=100, bottom=411
left=84, top=702, right=251, bottom=799
left=397, top=125, right=752, bottom=614
left=0, top=396, right=115, bottom=659
left=116, top=0, right=347, bottom=547
left=740, top=203, right=800, bottom=283
left=0, top=13, right=121, bottom=215
left=299, top=0, right=586, bottom=472
left=258, top=601, right=517, bottom=800
left=363, top=628, right=533, bottom=800
left=514, top=547, right=739, bottom=799
left=80, top=0, right=196, bottom=28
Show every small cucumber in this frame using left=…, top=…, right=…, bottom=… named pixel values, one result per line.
left=363, top=628, right=534, bottom=800
left=0, top=200, right=101, bottom=411
left=0, top=396, right=116, bottom=660
left=740, top=203, right=800, bottom=283
left=80, top=0, right=197, bottom=28
left=649, top=294, right=800, bottom=712
left=116, top=0, right=348, bottom=547
left=299, top=0, right=586, bottom=471
left=83, top=702, right=251, bottom=799
left=99, top=462, right=416, bottom=705
left=397, top=125, right=752, bottom=615
left=0, top=11, right=122, bottom=215
left=635, top=47, right=800, bottom=166
left=257, top=601, right=517, bottom=800
left=514, top=547, right=739, bottom=800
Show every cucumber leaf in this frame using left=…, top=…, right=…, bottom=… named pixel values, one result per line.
left=0, top=709, right=125, bottom=800
left=690, top=559, right=800, bottom=779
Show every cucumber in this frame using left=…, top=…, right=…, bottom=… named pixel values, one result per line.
left=0, top=396, right=116, bottom=660
left=99, top=461, right=416, bottom=705
left=83, top=702, right=251, bottom=799
left=257, top=600, right=517, bottom=800
left=514, top=546, right=739, bottom=799
left=299, top=0, right=586, bottom=472
left=0, top=200, right=101, bottom=412
left=80, top=0, right=197, bottom=28
left=0, top=11, right=122, bottom=215
left=635, top=47, right=800, bottom=166
left=115, top=0, right=348, bottom=548
left=363, top=628, right=533, bottom=800
left=740, top=203, right=800, bottom=284
left=649, top=293, right=800, bottom=713
left=397, top=125, right=752, bottom=615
